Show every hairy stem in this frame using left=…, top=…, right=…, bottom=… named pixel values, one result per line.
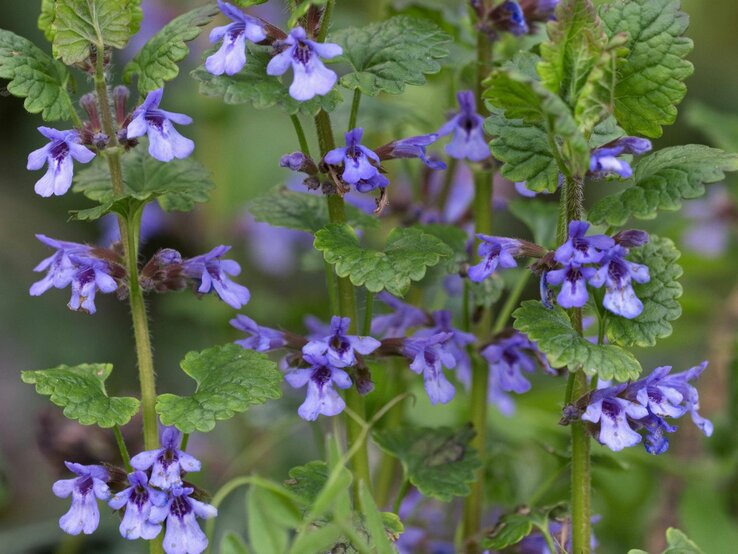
left=348, top=89, right=362, bottom=131
left=314, top=107, right=372, bottom=495
left=559, top=175, right=591, bottom=554
left=95, top=47, right=162, bottom=554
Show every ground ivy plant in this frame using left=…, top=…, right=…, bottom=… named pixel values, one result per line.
left=3, top=0, right=733, bottom=553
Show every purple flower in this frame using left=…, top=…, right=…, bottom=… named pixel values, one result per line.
left=205, top=0, right=266, bottom=76
left=182, top=245, right=250, bottom=309
left=613, top=229, right=650, bottom=248
left=582, top=384, right=649, bottom=451
left=279, top=151, right=318, bottom=174
left=468, top=235, right=521, bottom=282
left=438, top=91, right=490, bottom=162
left=555, top=221, right=615, bottom=265
left=230, top=314, right=287, bottom=351
left=30, top=235, right=120, bottom=314
left=67, top=257, right=120, bottom=314
left=515, top=181, right=538, bottom=198
left=481, top=333, right=550, bottom=394
left=633, top=414, right=678, bottom=455
left=546, top=264, right=596, bottom=308
left=27, top=127, right=95, bottom=197
left=149, top=486, right=217, bottom=554
left=493, top=1, right=530, bottom=36
left=284, top=353, right=352, bottom=420
left=52, top=462, right=110, bottom=535
left=127, top=88, right=194, bottom=162
left=402, top=332, right=457, bottom=404
left=589, top=136, right=652, bottom=178
left=130, top=427, right=202, bottom=490
left=377, top=134, right=447, bottom=170
left=414, top=310, right=476, bottom=376
left=630, top=362, right=713, bottom=437
left=324, top=128, right=390, bottom=192
left=304, top=315, right=332, bottom=339
left=589, top=244, right=650, bottom=319
left=266, top=26, right=342, bottom=101
left=302, top=316, right=380, bottom=368
left=371, top=292, right=428, bottom=338
left=108, top=471, right=168, bottom=540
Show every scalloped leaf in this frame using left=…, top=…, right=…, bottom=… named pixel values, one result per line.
left=600, top=0, right=694, bottom=138
left=607, top=236, right=682, bottom=348
left=192, top=47, right=343, bottom=116
left=372, top=425, right=481, bottom=501
left=0, top=30, right=74, bottom=121
left=73, top=141, right=213, bottom=216
left=51, top=0, right=135, bottom=64
left=21, top=364, right=139, bottom=428
left=589, top=146, right=738, bottom=226
left=155, top=344, right=282, bottom=433
left=124, top=4, right=218, bottom=94
left=330, top=16, right=450, bottom=95
left=513, top=300, right=641, bottom=381
left=483, top=70, right=589, bottom=183
left=247, top=187, right=378, bottom=233
left=314, top=224, right=452, bottom=296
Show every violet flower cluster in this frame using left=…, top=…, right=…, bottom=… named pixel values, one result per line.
left=545, top=221, right=650, bottom=318
left=589, top=136, right=652, bottom=179
left=580, top=362, right=713, bottom=454
left=205, top=1, right=343, bottom=101
left=26, top=87, right=195, bottom=198
left=53, top=427, right=217, bottom=554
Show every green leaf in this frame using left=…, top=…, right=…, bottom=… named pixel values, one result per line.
left=599, top=0, right=694, bottom=138
left=483, top=512, right=534, bottom=550
left=686, top=102, right=738, bottom=153
left=508, top=198, right=559, bottom=249
left=0, top=30, right=74, bottom=121
left=538, top=0, right=608, bottom=107
left=288, top=524, right=343, bottom=554
left=21, top=364, right=139, bottom=428
left=51, top=0, right=135, bottom=64
left=574, top=34, right=628, bottom=135
left=372, top=425, right=481, bottom=501
left=124, top=4, right=217, bottom=94
left=486, top=112, right=560, bottom=193
left=221, top=532, right=251, bottom=554
left=314, top=224, right=452, bottom=296
left=513, top=300, right=641, bottom=381
left=359, top=482, right=395, bottom=554
left=284, top=461, right=329, bottom=504
left=589, top=146, right=738, bottom=226
left=483, top=70, right=589, bottom=181
left=607, top=236, right=682, bottom=348
left=73, top=142, right=214, bottom=213
left=330, top=16, right=450, bottom=95
left=247, top=186, right=378, bottom=233
left=247, top=486, right=300, bottom=554
left=192, top=47, right=343, bottom=116
left=664, top=528, right=705, bottom=554
left=155, top=344, right=282, bottom=433
left=38, top=0, right=56, bottom=42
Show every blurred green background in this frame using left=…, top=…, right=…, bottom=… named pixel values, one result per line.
left=0, top=1, right=736, bottom=552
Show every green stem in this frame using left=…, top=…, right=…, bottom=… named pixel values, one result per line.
left=314, top=107, right=372, bottom=495
left=289, top=114, right=311, bottom=157
left=373, top=362, right=404, bottom=508
left=316, top=0, right=335, bottom=42
left=392, top=478, right=410, bottom=515
left=559, top=175, right=591, bottom=554
left=95, top=46, right=161, bottom=554
left=362, top=291, right=374, bottom=336
left=492, top=270, right=530, bottom=334
left=180, top=433, right=190, bottom=452
left=113, top=425, right=131, bottom=471
left=348, top=89, right=362, bottom=131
